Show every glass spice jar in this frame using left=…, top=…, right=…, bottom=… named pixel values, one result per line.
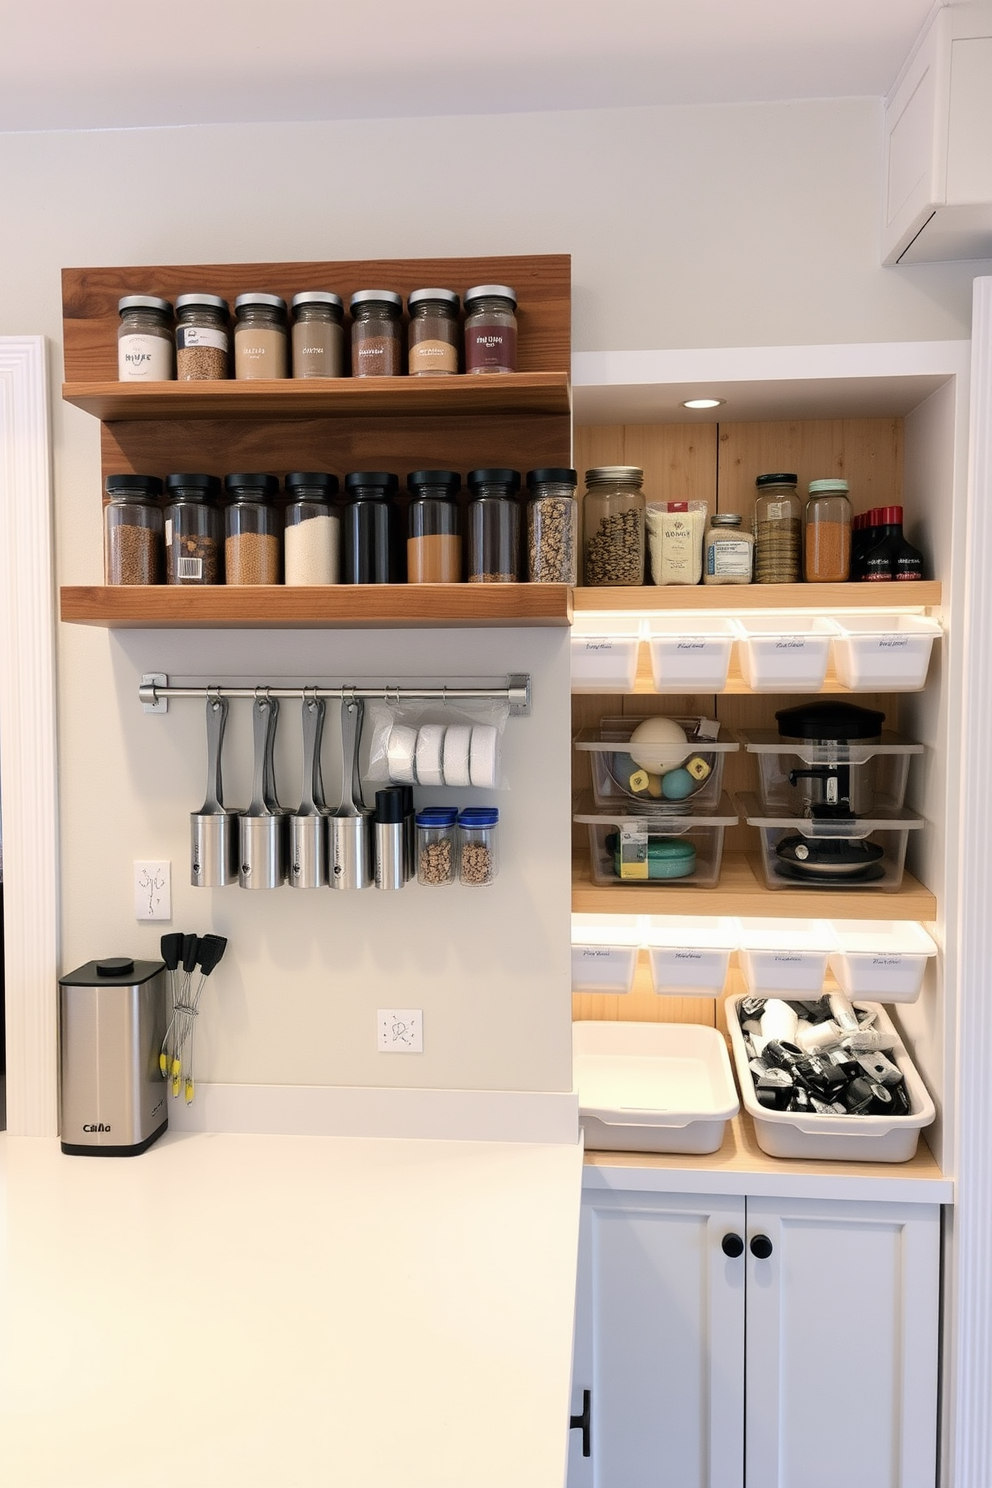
left=343, top=471, right=399, bottom=584
left=104, top=474, right=164, bottom=584
left=284, top=472, right=341, bottom=585
left=704, top=512, right=754, bottom=584
left=117, top=296, right=174, bottom=381
left=526, top=468, right=578, bottom=584
left=417, top=808, right=458, bottom=886
left=291, top=292, right=344, bottom=378
left=163, top=473, right=222, bottom=585
left=457, top=807, right=499, bottom=886
left=582, top=467, right=645, bottom=586
left=804, top=478, right=852, bottom=583
left=466, top=468, right=520, bottom=582
left=407, top=288, right=460, bottom=375
left=464, top=285, right=517, bottom=374
left=223, top=473, right=281, bottom=584
left=407, top=470, right=462, bottom=583
left=753, top=472, right=802, bottom=584
left=350, top=291, right=403, bottom=377
left=174, top=294, right=229, bottom=380
left=233, top=293, right=288, bottom=379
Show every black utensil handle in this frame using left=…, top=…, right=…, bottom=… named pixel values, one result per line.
left=721, top=1233, right=744, bottom=1258
left=750, top=1234, right=774, bottom=1260
left=569, top=1389, right=591, bottom=1458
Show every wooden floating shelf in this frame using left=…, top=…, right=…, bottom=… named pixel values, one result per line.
left=61, top=372, right=571, bottom=423
left=59, top=583, right=573, bottom=629
left=572, top=581, right=942, bottom=612
left=571, top=849, right=937, bottom=921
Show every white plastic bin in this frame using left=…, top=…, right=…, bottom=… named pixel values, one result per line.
left=646, top=616, right=736, bottom=692
left=571, top=617, right=643, bottom=691
left=737, top=917, right=835, bottom=994
left=828, top=919, right=938, bottom=1002
left=644, top=915, right=738, bottom=996
left=571, top=915, right=641, bottom=995
left=735, top=615, right=837, bottom=691
left=831, top=614, right=942, bottom=691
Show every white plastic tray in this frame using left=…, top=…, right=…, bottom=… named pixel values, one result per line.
left=574, top=1020, right=739, bottom=1154
left=645, top=915, right=738, bottom=996
left=734, top=615, right=837, bottom=691
left=736, top=917, right=835, bottom=993
left=646, top=616, right=736, bottom=692
left=831, top=614, right=942, bottom=691
left=828, top=919, right=938, bottom=1002
left=571, top=914, right=641, bottom=994
left=571, top=618, right=643, bottom=691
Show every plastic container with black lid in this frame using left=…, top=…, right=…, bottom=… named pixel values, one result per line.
left=104, top=474, right=164, bottom=585
left=223, top=473, right=281, bottom=584
left=526, top=467, right=578, bottom=583
left=467, top=468, right=520, bottom=583
left=163, top=473, right=222, bottom=585
left=343, top=471, right=399, bottom=583
left=284, top=472, right=341, bottom=585
left=407, top=470, right=462, bottom=583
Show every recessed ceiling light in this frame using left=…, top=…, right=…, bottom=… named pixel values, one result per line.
left=682, top=397, right=725, bottom=410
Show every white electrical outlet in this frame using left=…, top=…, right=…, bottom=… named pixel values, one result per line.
left=377, top=1009, right=423, bottom=1053
left=134, top=860, right=171, bottom=921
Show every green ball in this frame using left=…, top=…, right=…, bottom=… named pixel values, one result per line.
left=660, top=767, right=696, bottom=801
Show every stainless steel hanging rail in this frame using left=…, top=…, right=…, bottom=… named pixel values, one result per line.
left=139, top=673, right=532, bottom=715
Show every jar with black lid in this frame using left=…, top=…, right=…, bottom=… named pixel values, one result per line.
left=223, top=474, right=281, bottom=584
left=343, top=472, right=399, bottom=583
left=350, top=291, right=403, bottom=377
left=163, top=473, right=222, bottom=585
left=583, top=467, right=645, bottom=586
left=284, top=472, right=341, bottom=585
left=407, top=471, right=462, bottom=583
left=104, top=474, right=164, bottom=584
left=467, top=468, right=520, bottom=583
left=234, top=293, right=288, bottom=380
left=407, top=289, right=459, bottom=376
left=117, top=296, right=173, bottom=381
left=464, top=285, right=517, bottom=374
left=753, top=472, right=802, bottom=584
left=526, top=468, right=578, bottom=583
left=291, top=292, right=344, bottom=379
left=175, top=294, right=229, bottom=381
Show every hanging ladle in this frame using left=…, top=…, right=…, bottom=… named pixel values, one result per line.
left=329, top=695, right=373, bottom=890
left=239, top=692, right=287, bottom=889
left=289, top=693, right=330, bottom=888
left=190, top=692, right=240, bottom=887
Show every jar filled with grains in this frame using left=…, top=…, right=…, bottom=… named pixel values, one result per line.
left=457, top=807, right=498, bottom=886
left=233, top=294, right=288, bottom=379
left=804, top=478, right=852, bottom=583
left=284, top=472, right=341, bottom=585
left=407, top=470, right=462, bottom=583
left=704, top=512, right=754, bottom=585
left=526, top=468, right=578, bottom=584
left=223, top=473, right=281, bottom=584
left=464, top=285, right=517, bottom=374
left=417, top=808, right=458, bottom=886
left=117, top=296, right=173, bottom=381
left=343, top=471, right=399, bottom=584
left=753, top=472, right=802, bottom=584
left=467, top=468, right=520, bottom=582
left=350, top=291, right=403, bottom=377
left=407, top=288, right=460, bottom=375
left=163, top=473, right=222, bottom=584
left=175, top=294, right=230, bottom=380
left=291, top=292, right=344, bottom=378
left=582, top=467, right=645, bottom=586
left=104, top=475, right=164, bottom=584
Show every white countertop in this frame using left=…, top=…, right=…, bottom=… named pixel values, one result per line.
left=0, top=1130, right=583, bottom=1488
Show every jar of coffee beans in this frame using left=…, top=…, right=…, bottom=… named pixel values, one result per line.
left=234, top=294, right=288, bottom=379
left=467, top=468, right=520, bottom=582
left=223, top=474, right=281, bottom=584
left=464, top=285, right=517, bottom=373
left=417, top=808, right=458, bottom=886
left=104, top=475, right=164, bottom=584
left=753, top=472, right=802, bottom=584
left=407, top=288, right=460, bottom=375
left=457, top=807, right=498, bottom=885
left=175, top=294, right=230, bottom=380
left=526, top=468, right=578, bottom=584
left=350, top=291, right=403, bottom=377
left=582, top=467, right=645, bottom=586
left=117, top=297, right=173, bottom=381
left=163, top=473, right=222, bottom=584
left=291, top=292, right=344, bottom=378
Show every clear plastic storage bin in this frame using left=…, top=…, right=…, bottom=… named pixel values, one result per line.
left=741, top=729, right=922, bottom=816
left=575, top=791, right=737, bottom=888
left=736, top=917, right=835, bottom=993
left=738, top=791, right=925, bottom=892
left=644, top=916, right=737, bottom=995
left=828, top=919, right=938, bottom=1002
left=830, top=614, right=942, bottom=691
left=646, top=616, right=736, bottom=692
left=570, top=915, right=641, bottom=994
left=570, top=618, right=643, bottom=691
left=575, top=716, right=738, bottom=813
left=735, top=615, right=837, bottom=691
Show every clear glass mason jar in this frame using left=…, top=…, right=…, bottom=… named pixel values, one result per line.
left=350, top=291, right=403, bottom=377
left=526, top=468, right=578, bottom=584
left=417, top=808, right=458, bottom=886
left=457, top=807, right=499, bottom=885
left=704, top=511, right=754, bottom=585
left=464, top=285, right=517, bottom=373
left=753, top=472, right=802, bottom=584
left=407, top=288, right=460, bottom=375
left=284, top=472, right=341, bottom=585
left=163, top=473, right=222, bottom=585
left=104, top=474, right=164, bottom=584
left=466, top=468, right=520, bottom=582
left=291, top=292, right=344, bottom=378
left=804, top=478, right=852, bottom=583
left=233, top=293, right=288, bottom=379
left=117, top=296, right=173, bottom=381
left=174, top=294, right=229, bottom=380
left=223, top=473, right=281, bottom=583
left=582, top=466, right=645, bottom=586
left=343, top=471, right=399, bottom=583
left=407, top=470, right=462, bottom=583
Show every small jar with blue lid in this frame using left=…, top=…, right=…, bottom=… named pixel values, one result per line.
left=417, top=808, right=458, bottom=886
left=457, top=807, right=499, bottom=885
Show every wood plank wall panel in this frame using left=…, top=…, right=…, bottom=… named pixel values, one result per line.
left=717, top=418, right=903, bottom=520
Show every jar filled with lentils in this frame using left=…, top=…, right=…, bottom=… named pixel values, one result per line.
left=104, top=475, right=164, bottom=584
left=224, top=474, right=281, bottom=584
left=291, top=292, right=344, bottom=378
left=417, top=807, right=457, bottom=886
left=457, top=807, right=498, bottom=885
left=467, top=468, right=520, bottom=582
left=464, top=285, right=517, bottom=373
left=582, top=467, right=645, bottom=586
left=175, top=294, right=230, bottom=380
left=284, top=472, right=341, bottom=585
left=526, top=468, right=578, bottom=583
left=117, top=296, right=173, bottom=381
left=350, top=291, right=403, bottom=377
left=233, top=293, right=288, bottom=379
left=407, top=288, right=460, bottom=375
left=163, top=473, right=222, bottom=584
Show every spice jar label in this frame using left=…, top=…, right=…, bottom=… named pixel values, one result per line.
left=466, top=326, right=517, bottom=372
left=177, top=326, right=228, bottom=351
left=118, top=334, right=172, bottom=380
left=707, top=540, right=752, bottom=578
left=618, top=823, right=649, bottom=880
left=409, top=339, right=458, bottom=374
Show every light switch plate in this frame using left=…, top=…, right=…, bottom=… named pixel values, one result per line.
left=377, top=1009, right=423, bottom=1053
left=134, top=860, right=171, bottom=921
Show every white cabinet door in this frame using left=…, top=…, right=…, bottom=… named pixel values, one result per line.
left=744, top=1197, right=940, bottom=1488
left=569, top=1190, right=746, bottom=1488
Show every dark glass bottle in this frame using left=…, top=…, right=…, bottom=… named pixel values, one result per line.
left=861, top=505, right=925, bottom=581
left=343, top=472, right=399, bottom=583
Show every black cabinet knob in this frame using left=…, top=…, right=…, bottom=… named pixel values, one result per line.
left=721, top=1233, right=744, bottom=1258
left=750, top=1234, right=773, bottom=1260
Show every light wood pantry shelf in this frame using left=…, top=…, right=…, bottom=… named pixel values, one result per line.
left=571, top=848, right=937, bottom=921
left=571, top=582, right=942, bottom=613
left=60, top=584, right=573, bottom=629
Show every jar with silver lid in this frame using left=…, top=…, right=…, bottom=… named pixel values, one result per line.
left=407, top=289, right=459, bottom=376
left=350, top=291, right=403, bottom=377
left=175, top=294, right=229, bottom=380
left=117, top=296, right=174, bottom=381
left=291, top=292, right=344, bottom=379
left=526, top=468, right=578, bottom=584
left=582, top=467, right=645, bottom=586
left=234, top=293, right=288, bottom=380
left=704, top=511, right=754, bottom=585
left=464, top=285, right=517, bottom=374
left=104, top=474, right=164, bottom=584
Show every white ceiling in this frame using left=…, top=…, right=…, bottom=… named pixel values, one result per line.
left=0, top=0, right=944, bottom=133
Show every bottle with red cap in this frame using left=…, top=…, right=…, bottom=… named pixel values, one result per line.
left=861, top=505, right=925, bottom=581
